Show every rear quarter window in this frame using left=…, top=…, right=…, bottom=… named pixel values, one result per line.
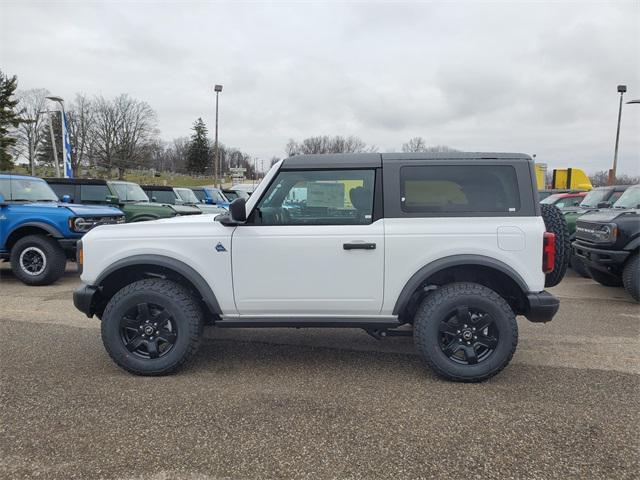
left=400, top=165, right=521, bottom=214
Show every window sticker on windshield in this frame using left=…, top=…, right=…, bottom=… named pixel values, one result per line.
left=307, top=183, right=344, bottom=208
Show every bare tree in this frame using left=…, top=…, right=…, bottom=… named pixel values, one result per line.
left=402, top=137, right=458, bottom=153
left=66, top=93, right=94, bottom=176
left=15, top=88, right=49, bottom=174
left=402, top=136, right=428, bottom=152
left=286, top=135, right=373, bottom=156
left=91, top=94, right=158, bottom=178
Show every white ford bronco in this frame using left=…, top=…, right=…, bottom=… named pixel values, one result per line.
left=74, top=153, right=567, bottom=382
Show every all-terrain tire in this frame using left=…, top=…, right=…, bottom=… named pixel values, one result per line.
left=9, top=234, right=66, bottom=286
left=571, top=255, right=591, bottom=278
left=101, top=278, right=203, bottom=375
left=622, top=254, right=639, bottom=302
left=540, top=203, right=570, bottom=287
left=587, top=268, right=623, bottom=287
left=413, top=282, right=518, bottom=382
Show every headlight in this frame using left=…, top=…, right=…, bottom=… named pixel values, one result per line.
left=69, top=216, right=125, bottom=232
left=593, top=224, right=617, bottom=242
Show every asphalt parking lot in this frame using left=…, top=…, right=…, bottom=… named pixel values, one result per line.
left=1, top=264, right=638, bottom=480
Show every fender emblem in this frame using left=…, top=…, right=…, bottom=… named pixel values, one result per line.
left=215, top=242, right=227, bottom=252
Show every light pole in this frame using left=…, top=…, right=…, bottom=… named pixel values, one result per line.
left=46, top=96, right=68, bottom=178
left=610, top=85, right=627, bottom=185
left=213, top=84, right=223, bottom=188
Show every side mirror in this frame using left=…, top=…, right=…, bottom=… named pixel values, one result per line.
left=205, top=198, right=214, bottom=205
left=62, top=194, right=72, bottom=203
left=0, top=193, right=6, bottom=207
left=105, top=195, right=119, bottom=204
left=229, top=198, right=247, bottom=222
left=597, top=201, right=611, bottom=209
left=151, top=196, right=157, bottom=203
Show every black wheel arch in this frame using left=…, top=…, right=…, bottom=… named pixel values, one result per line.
left=93, top=255, right=222, bottom=319
left=393, top=255, right=529, bottom=322
left=6, top=222, right=64, bottom=249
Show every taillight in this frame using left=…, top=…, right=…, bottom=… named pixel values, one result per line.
left=543, top=232, right=555, bottom=273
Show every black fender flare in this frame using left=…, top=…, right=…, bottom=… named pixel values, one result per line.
left=392, top=254, right=529, bottom=316
left=95, top=254, right=222, bottom=315
left=7, top=221, right=64, bottom=242
left=624, top=237, right=640, bottom=252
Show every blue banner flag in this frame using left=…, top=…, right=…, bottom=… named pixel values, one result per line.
left=62, top=112, right=73, bottom=178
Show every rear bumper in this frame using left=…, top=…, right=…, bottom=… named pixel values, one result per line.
left=73, top=285, right=99, bottom=318
left=524, top=291, right=559, bottom=323
left=572, top=241, right=629, bottom=272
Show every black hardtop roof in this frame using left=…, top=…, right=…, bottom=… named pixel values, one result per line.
left=45, top=177, right=108, bottom=185
left=281, top=152, right=532, bottom=169
left=593, top=185, right=631, bottom=192
left=141, top=185, right=174, bottom=191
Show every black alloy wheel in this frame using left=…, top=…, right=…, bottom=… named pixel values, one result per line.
left=119, top=302, right=178, bottom=359
left=438, top=306, right=498, bottom=365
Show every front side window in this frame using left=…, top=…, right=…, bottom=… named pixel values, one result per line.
left=175, top=188, right=199, bottom=204
left=400, top=165, right=520, bottom=214
left=147, top=190, right=177, bottom=204
left=251, top=169, right=376, bottom=225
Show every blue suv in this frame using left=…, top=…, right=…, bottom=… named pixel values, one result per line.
left=0, top=174, right=124, bottom=285
left=190, top=186, right=231, bottom=209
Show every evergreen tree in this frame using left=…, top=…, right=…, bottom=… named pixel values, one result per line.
left=186, top=118, right=210, bottom=174
left=0, top=70, right=22, bottom=170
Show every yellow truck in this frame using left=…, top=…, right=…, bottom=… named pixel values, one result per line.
left=535, top=164, right=592, bottom=191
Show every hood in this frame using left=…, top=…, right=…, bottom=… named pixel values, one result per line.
left=578, top=208, right=638, bottom=224
left=64, top=203, right=124, bottom=216
left=170, top=204, right=202, bottom=215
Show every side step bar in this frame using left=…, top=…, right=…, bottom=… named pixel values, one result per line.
left=215, top=316, right=400, bottom=329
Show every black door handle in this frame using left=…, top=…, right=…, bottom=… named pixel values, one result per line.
left=343, top=242, right=376, bottom=250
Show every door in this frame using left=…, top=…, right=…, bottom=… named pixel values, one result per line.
left=232, top=168, right=384, bottom=316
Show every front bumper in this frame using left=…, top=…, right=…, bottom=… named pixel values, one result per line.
left=572, top=241, right=630, bottom=272
left=73, top=285, right=99, bottom=318
left=524, top=291, right=559, bottom=323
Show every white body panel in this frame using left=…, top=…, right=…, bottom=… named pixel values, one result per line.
left=231, top=221, right=384, bottom=315
left=381, top=217, right=545, bottom=314
left=80, top=215, right=238, bottom=313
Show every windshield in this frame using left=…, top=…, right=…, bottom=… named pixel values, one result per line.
left=110, top=182, right=149, bottom=202
left=175, top=188, right=199, bottom=203
left=613, top=186, right=640, bottom=209
left=579, top=189, right=609, bottom=207
left=0, top=177, right=59, bottom=201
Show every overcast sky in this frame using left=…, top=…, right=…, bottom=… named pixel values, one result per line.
left=1, top=1, right=639, bottom=174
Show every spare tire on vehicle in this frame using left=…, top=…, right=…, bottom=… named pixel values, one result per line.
left=540, top=204, right=570, bottom=288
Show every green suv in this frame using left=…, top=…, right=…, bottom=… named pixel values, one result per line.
left=46, top=178, right=202, bottom=222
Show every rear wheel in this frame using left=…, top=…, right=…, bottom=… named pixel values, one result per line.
left=413, top=282, right=518, bottom=382
left=101, top=278, right=203, bottom=375
left=9, top=234, right=66, bottom=286
left=587, top=268, right=623, bottom=287
left=540, top=204, right=570, bottom=287
left=622, top=254, right=639, bottom=301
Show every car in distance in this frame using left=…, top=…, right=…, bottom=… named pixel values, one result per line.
left=141, top=185, right=226, bottom=215
left=46, top=178, right=202, bottom=222
left=0, top=174, right=124, bottom=285
left=561, top=185, right=629, bottom=277
left=573, top=184, right=640, bottom=301
left=191, top=186, right=231, bottom=209
left=73, top=152, right=568, bottom=382
left=540, top=192, right=587, bottom=209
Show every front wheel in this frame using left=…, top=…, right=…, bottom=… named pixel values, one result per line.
left=9, top=235, right=67, bottom=286
left=101, top=278, right=203, bottom=375
left=622, top=254, right=639, bottom=302
left=413, top=282, right=518, bottom=382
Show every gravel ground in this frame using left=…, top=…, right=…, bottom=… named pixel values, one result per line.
left=0, top=265, right=638, bottom=480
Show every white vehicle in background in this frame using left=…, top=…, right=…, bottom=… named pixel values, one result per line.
left=73, top=153, right=568, bottom=382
